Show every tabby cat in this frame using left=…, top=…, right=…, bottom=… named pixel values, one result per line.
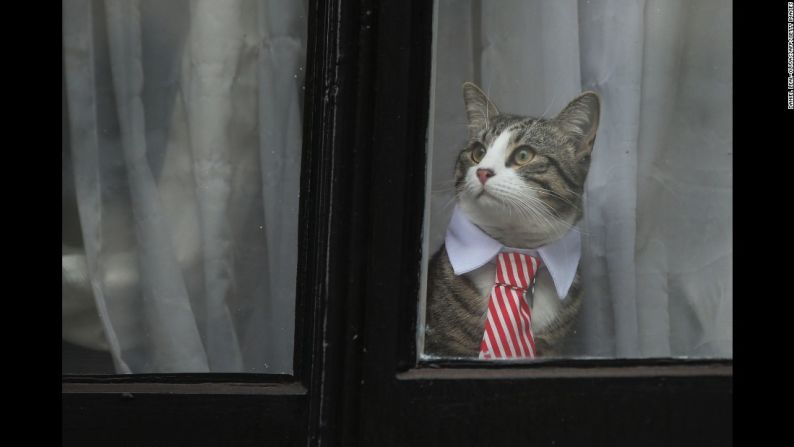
left=424, top=82, right=600, bottom=358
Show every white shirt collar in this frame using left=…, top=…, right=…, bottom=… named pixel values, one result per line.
left=444, top=205, right=581, bottom=299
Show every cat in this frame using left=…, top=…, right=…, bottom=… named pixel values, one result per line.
left=424, top=82, right=600, bottom=358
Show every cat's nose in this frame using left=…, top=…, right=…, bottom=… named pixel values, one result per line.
left=476, top=168, right=495, bottom=185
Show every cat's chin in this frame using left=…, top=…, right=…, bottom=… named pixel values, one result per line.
left=473, top=189, right=502, bottom=205
left=458, top=199, right=572, bottom=249
left=458, top=194, right=506, bottom=221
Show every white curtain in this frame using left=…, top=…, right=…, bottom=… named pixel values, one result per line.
left=62, top=0, right=307, bottom=373
left=427, top=0, right=732, bottom=358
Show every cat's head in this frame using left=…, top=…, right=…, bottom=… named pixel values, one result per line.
left=454, top=82, right=600, bottom=248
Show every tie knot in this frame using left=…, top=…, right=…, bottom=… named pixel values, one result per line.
left=494, top=252, right=542, bottom=290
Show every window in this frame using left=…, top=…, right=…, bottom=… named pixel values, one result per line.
left=63, top=1, right=732, bottom=445
left=62, top=0, right=307, bottom=374
left=419, top=0, right=732, bottom=361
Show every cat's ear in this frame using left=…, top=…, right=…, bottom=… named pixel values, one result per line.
left=462, top=82, right=499, bottom=139
left=555, top=91, right=600, bottom=155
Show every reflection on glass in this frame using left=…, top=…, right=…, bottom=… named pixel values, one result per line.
left=419, top=0, right=732, bottom=360
left=62, top=0, right=307, bottom=374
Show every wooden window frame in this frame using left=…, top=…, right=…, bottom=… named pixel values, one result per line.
left=62, top=0, right=365, bottom=444
left=353, top=1, right=732, bottom=445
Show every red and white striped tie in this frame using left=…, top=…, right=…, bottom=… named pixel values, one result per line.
left=479, top=252, right=542, bottom=359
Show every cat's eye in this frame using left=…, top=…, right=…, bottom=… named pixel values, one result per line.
left=470, top=144, right=487, bottom=163
left=512, top=146, right=534, bottom=165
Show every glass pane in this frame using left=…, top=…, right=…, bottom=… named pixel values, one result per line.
left=419, top=0, right=732, bottom=360
left=62, top=0, right=307, bottom=373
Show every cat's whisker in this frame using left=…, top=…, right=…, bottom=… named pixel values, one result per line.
left=525, top=186, right=580, bottom=211
left=505, top=190, right=579, bottom=235
left=539, top=90, right=560, bottom=119
left=502, top=193, right=554, bottom=232
left=529, top=196, right=570, bottom=221
left=440, top=195, right=457, bottom=212
left=525, top=200, right=559, bottom=233
left=562, top=187, right=583, bottom=199
left=523, top=182, right=581, bottom=202
left=528, top=184, right=579, bottom=200
left=434, top=178, right=459, bottom=186
left=531, top=200, right=578, bottom=232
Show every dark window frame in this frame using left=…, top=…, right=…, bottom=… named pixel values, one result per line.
left=62, top=0, right=733, bottom=445
left=354, top=1, right=732, bottom=445
left=63, top=0, right=366, bottom=444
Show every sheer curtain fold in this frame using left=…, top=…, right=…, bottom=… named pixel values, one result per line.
left=63, top=0, right=133, bottom=374
left=576, top=0, right=645, bottom=358
left=257, top=0, right=307, bottom=369
left=63, top=0, right=307, bottom=373
left=428, top=0, right=732, bottom=358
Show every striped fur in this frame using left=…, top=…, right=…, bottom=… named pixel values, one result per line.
left=425, top=83, right=599, bottom=358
